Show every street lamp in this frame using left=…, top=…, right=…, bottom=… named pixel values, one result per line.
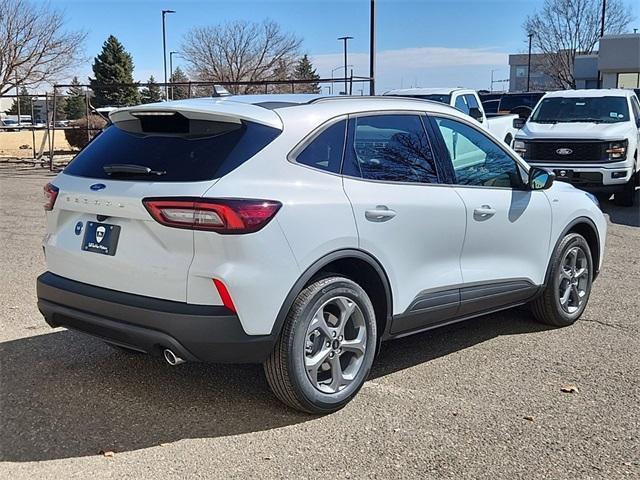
left=162, top=9, right=176, bottom=100
left=331, top=65, right=353, bottom=94
left=338, top=36, right=353, bottom=95
left=526, top=32, right=534, bottom=92
left=169, top=51, right=180, bottom=100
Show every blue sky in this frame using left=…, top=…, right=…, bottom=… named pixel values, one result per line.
left=47, top=0, right=639, bottom=92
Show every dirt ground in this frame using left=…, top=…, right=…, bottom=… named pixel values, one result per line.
left=0, top=130, right=72, bottom=159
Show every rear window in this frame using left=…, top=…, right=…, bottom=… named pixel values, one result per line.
left=499, top=93, right=544, bottom=111
left=64, top=121, right=281, bottom=182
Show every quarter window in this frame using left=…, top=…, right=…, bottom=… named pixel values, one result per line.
left=434, top=117, right=523, bottom=188
left=343, top=114, right=438, bottom=184
left=295, top=120, right=346, bottom=173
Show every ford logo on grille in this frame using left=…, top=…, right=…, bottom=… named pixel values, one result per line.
left=556, top=148, right=573, bottom=156
left=90, top=183, right=106, bottom=191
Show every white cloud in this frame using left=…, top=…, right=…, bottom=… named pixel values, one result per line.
left=312, top=46, right=509, bottom=92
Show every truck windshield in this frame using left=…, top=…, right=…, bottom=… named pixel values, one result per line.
left=530, top=96, right=629, bottom=124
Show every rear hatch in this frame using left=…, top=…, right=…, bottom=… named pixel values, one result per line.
left=44, top=100, right=282, bottom=302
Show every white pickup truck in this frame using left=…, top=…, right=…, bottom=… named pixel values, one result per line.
left=384, top=88, right=518, bottom=145
left=513, top=89, right=640, bottom=207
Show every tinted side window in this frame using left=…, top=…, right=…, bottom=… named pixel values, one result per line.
left=343, top=115, right=438, bottom=183
left=434, top=117, right=522, bottom=188
left=454, top=95, right=469, bottom=115
left=294, top=120, right=346, bottom=173
left=631, top=97, right=640, bottom=121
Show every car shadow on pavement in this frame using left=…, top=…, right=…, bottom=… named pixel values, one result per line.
left=598, top=190, right=640, bottom=227
left=0, top=308, right=550, bottom=462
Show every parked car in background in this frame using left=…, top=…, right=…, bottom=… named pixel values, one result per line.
left=37, top=94, right=607, bottom=413
left=513, top=89, right=640, bottom=206
left=498, top=92, right=545, bottom=119
left=384, top=88, right=517, bottom=144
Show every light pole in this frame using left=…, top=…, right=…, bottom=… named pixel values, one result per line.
left=490, top=69, right=498, bottom=92
left=526, top=32, right=534, bottom=92
left=338, top=36, right=353, bottom=95
left=600, top=0, right=606, bottom=37
left=369, top=0, right=376, bottom=95
left=331, top=65, right=353, bottom=94
left=162, top=9, right=176, bottom=100
left=169, top=51, right=179, bottom=100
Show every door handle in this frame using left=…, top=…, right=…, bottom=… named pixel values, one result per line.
left=473, top=205, right=496, bottom=218
left=365, top=205, right=396, bottom=222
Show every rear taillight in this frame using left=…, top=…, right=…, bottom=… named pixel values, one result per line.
left=142, top=198, right=282, bottom=234
left=43, top=183, right=59, bottom=211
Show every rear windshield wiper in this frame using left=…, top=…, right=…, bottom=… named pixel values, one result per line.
left=103, top=164, right=167, bottom=176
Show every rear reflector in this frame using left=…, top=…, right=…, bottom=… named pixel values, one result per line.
left=142, top=198, right=281, bottom=234
left=43, top=183, right=59, bottom=211
left=213, top=278, right=237, bottom=313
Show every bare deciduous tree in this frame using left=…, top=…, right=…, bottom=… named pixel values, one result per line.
left=0, top=0, right=86, bottom=95
left=181, top=20, right=301, bottom=94
left=524, top=0, right=632, bottom=89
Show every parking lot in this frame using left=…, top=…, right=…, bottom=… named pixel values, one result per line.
left=0, top=163, right=638, bottom=479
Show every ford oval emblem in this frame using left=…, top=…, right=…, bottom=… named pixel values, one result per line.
left=90, top=183, right=106, bottom=191
left=556, top=148, right=573, bottom=156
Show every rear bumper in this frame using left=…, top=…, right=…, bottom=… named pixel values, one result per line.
left=36, top=272, right=276, bottom=363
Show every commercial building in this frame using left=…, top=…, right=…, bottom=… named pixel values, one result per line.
left=509, top=33, right=640, bottom=92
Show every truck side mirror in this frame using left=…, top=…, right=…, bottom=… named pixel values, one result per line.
left=528, top=167, right=554, bottom=190
left=513, top=117, right=526, bottom=129
left=468, top=107, right=483, bottom=122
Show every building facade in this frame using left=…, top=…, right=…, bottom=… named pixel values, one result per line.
left=510, top=33, right=640, bottom=92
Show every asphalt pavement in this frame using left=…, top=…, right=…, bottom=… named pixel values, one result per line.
left=0, top=163, right=638, bottom=479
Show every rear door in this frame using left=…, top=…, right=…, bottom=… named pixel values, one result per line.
left=341, top=113, right=467, bottom=333
left=44, top=108, right=281, bottom=302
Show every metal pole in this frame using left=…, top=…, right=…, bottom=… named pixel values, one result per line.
left=527, top=33, right=533, bottom=92
left=162, top=10, right=175, bottom=100
left=31, top=98, right=36, bottom=159
left=338, top=36, right=353, bottom=95
left=369, top=0, right=376, bottom=95
left=169, top=51, right=179, bottom=100
left=50, top=89, right=57, bottom=169
left=15, top=72, right=21, bottom=125
left=600, top=0, right=606, bottom=37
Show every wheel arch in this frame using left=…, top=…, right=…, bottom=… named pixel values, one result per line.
left=270, top=249, right=393, bottom=349
left=544, top=217, right=601, bottom=285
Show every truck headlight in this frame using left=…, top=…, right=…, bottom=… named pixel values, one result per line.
left=513, top=139, right=527, bottom=156
left=605, top=140, right=627, bottom=160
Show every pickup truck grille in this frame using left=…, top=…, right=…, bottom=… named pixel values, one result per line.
left=526, top=141, right=606, bottom=163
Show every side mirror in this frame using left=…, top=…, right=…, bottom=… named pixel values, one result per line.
left=513, top=117, right=526, bottom=129
left=469, top=107, right=484, bottom=122
left=528, top=167, right=554, bottom=190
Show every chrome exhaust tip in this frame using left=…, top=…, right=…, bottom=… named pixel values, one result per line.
left=163, top=348, right=185, bottom=366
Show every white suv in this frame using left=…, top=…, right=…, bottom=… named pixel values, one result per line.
left=37, top=95, right=607, bottom=413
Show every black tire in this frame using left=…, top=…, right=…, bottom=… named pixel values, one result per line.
left=264, top=276, right=377, bottom=414
left=531, top=233, right=593, bottom=327
left=613, top=174, right=636, bottom=207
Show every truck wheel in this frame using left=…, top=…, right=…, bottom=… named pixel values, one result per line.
left=530, top=233, right=593, bottom=327
left=264, top=276, right=377, bottom=414
left=613, top=175, right=636, bottom=207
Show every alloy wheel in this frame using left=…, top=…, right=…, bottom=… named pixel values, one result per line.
left=303, top=296, right=367, bottom=394
left=557, top=246, right=589, bottom=314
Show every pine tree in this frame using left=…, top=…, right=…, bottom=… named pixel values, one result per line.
left=141, top=76, right=163, bottom=104
left=64, top=76, right=85, bottom=120
left=89, top=35, right=140, bottom=107
left=7, top=87, right=33, bottom=116
left=293, top=55, right=320, bottom=94
left=170, top=67, right=189, bottom=100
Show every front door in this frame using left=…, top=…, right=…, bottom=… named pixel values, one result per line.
left=430, top=115, right=552, bottom=313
